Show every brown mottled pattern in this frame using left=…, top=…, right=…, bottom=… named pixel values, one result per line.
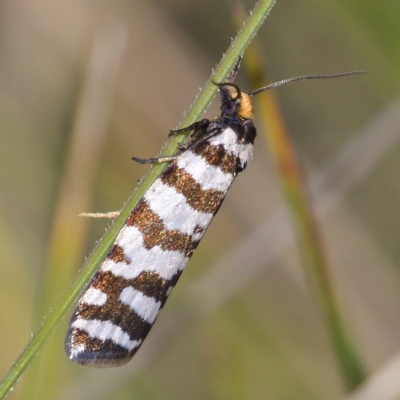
left=127, top=199, right=196, bottom=256
left=92, top=270, right=169, bottom=301
left=77, top=302, right=150, bottom=341
left=108, top=244, right=130, bottom=264
left=161, top=163, right=225, bottom=214
left=191, top=141, right=239, bottom=174
left=73, top=272, right=165, bottom=340
left=67, top=268, right=171, bottom=360
left=130, top=271, right=169, bottom=299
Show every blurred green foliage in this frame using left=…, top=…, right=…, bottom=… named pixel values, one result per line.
left=0, top=0, right=399, bottom=399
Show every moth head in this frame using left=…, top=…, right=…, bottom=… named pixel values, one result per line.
left=215, top=82, right=254, bottom=119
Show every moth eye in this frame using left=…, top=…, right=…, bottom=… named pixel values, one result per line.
left=221, top=100, right=236, bottom=116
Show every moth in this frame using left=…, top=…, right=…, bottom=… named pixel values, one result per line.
left=65, top=59, right=363, bottom=367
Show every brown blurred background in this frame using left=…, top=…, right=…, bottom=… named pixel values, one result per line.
left=0, top=0, right=399, bottom=399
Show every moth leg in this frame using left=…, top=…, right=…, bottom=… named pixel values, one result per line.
left=169, top=119, right=210, bottom=137
left=133, top=119, right=211, bottom=165
left=184, top=125, right=222, bottom=151
left=177, top=142, right=188, bottom=151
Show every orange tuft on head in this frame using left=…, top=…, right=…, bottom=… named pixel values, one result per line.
left=238, top=93, right=253, bottom=119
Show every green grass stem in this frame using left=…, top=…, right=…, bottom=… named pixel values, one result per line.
left=0, top=0, right=276, bottom=398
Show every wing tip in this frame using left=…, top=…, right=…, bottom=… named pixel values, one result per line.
left=65, top=342, right=134, bottom=368
left=65, top=326, right=139, bottom=368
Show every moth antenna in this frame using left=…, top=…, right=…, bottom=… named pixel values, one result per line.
left=248, top=70, right=367, bottom=97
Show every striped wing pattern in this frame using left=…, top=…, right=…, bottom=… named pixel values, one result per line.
left=65, top=121, right=256, bottom=367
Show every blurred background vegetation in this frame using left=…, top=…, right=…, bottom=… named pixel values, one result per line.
left=1, top=0, right=400, bottom=399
